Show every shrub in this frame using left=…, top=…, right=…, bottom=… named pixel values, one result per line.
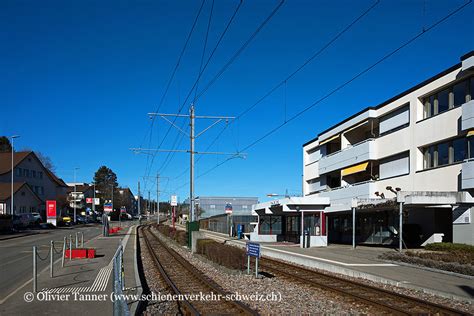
left=380, top=252, right=474, bottom=276
left=196, top=239, right=247, bottom=271
left=425, top=242, right=474, bottom=254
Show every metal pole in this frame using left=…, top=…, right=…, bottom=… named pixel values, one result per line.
left=157, top=173, right=160, bottom=225
left=247, top=256, right=250, bottom=275
left=50, top=241, right=54, bottom=278
left=33, top=246, right=37, bottom=292
left=300, top=210, right=304, bottom=248
left=11, top=138, right=14, bottom=215
left=399, top=202, right=403, bottom=252
left=75, top=232, right=78, bottom=248
left=111, top=184, right=114, bottom=218
left=62, top=237, right=66, bottom=267
left=93, top=183, right=96, bottom=215
left=81, top=232, right=84, bottom=248
left=190, top=105, right=195, bottom=222
left=73, top=168, right=77, bottom=224
left=137, top=181, right=141, bottom=216
left=69, top=234, right=72, bottom=261
left=255, top=257, right=258, bottom=278
left=352, top=207, right=356, bottom=249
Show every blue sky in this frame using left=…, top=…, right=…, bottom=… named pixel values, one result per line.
left=1, top=0, right=473, bottom=203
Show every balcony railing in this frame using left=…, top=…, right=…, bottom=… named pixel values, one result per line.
left=319, top=138, right=376, bottom=175
left=321, top=138, right=376, bottom=159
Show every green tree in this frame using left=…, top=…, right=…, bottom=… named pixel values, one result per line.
left=93, top=166, right=119, bottom=211
left=0, top=137, right=12, bottom=152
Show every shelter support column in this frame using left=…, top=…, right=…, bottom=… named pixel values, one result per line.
left=352, top=207, right=356, bottom=249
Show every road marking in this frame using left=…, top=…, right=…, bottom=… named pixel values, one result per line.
left=42, top=266, right=112, bottom=294
left=0, top=230, right=103, bottom=305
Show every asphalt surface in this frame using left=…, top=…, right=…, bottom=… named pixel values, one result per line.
left=0, top=224, right=103, bottom=304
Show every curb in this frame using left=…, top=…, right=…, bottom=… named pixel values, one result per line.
left=130, top=225, right=143, bottom=316
left=199, top=229, right=474, bottom=304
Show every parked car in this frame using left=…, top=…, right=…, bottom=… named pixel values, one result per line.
left=31, top=212, right=42, bottom=226
left=61, top=216, right=73, bottom=226
left=12, top=213, right=36, bottom=229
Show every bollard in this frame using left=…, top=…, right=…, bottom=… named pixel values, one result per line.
left=69, top=235, right=72, bottom=261
left=81, top=232, right=84, bottom=248
left=50, top=241, right=54, bottom=278
left=33, top=246, right=37, bottom=293
left=247, top=256, right=250, bottom=275
left=75, top=232, right=78, bottom=248
left=62, top=237, right=66, bottom=268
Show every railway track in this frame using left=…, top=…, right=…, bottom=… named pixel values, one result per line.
left=140, top=225, right=258, bottom=316
left=259, top=256, right=467, bottom=315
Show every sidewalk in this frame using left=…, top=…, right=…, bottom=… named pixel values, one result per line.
left=198, top=229, right=474, bottom=302
left=0, top=223, right=139, bottom=316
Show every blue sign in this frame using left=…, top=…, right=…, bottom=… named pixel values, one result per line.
left=246, top=242, right=260, bottom=258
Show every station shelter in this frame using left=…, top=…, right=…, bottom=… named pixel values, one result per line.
left=250, top=197, right=330, bottom=247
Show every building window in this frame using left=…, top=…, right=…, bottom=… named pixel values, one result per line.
left=422, top=77, right=473, bottom=119
left=423, top=137, right=467, bottom=169
left=39, top=172, right=43, bottom=179
left=31, top=170, right=36, bottom=178
left=23, top=169, right=29, bottom=177
left=470, top=77, right=474, bottom=101
left=16, top=168, right=22, bottom=177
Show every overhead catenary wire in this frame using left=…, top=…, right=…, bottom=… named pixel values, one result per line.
left=144, top=0, right=280, bottom=184
left=142, top=0, right=244, bottom=184
left=171, top=0, right=379, bottom=190
left=141, top=0, right=206, bottom=191
left=173, top=0, right=472, bottom=192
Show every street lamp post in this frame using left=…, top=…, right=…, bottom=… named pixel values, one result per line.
left=10, top=135, right=20, bottom=215
left=73, top=167, right=79, bottom=223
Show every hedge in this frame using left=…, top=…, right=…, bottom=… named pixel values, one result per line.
left=196, top=239, right=247, bottom=270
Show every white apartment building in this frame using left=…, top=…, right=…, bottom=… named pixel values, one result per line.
left=303, top=51, right=474, bottom=247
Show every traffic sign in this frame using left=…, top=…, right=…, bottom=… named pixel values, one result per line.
left=225, top=203, right=233, bottom=214
left=246, top=242, right=260, bottom=258
left=86, top=198, right=93, bottom=204
left=94, top=198, right=100, bottom=205
left=104, top=203, right=112, bottom=213
left=171, top=195, right=177, bottom=207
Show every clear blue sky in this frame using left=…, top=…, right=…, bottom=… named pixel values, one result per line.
left=1, top=0, right=473, bottom=203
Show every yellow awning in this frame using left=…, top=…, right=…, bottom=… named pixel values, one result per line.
left=342, top=162, right=369, bottom=177
left=343, top=120, right=369, bottom=135
left=319, top=134, right=340, bottom=146
left=467, top=130, right=474, bottom=137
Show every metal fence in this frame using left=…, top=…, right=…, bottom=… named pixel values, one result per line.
left=112, top=244, right=130, bottom=316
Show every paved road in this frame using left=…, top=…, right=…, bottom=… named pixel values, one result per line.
left=0, top=225, right=103, bottom=304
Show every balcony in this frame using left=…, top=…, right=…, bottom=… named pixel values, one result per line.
left=319, top=180, right=376, bottom=206
left=461, top=100, right=474, bottom=131
left=462, top=159, right=474, bottom=189
left=319, top=139, right=376, bottom=175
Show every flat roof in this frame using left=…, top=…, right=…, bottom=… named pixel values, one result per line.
left=303, top=51, right=473, bottom=147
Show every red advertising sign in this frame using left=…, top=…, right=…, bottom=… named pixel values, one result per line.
left=86, top=198, right=93, bottom=204
left=46, top=200, right=57, bottom=218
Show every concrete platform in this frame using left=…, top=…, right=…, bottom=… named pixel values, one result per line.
left=197, top=228, right=474, bottom=303
left=0, top=222, right=140, bottom=316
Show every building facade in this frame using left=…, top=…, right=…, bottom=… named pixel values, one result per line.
left=302, top=51, right=474, bottom=246
left=0, top=151, right=69, bottom=218
left=195, top=196, right=258, bottom=219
